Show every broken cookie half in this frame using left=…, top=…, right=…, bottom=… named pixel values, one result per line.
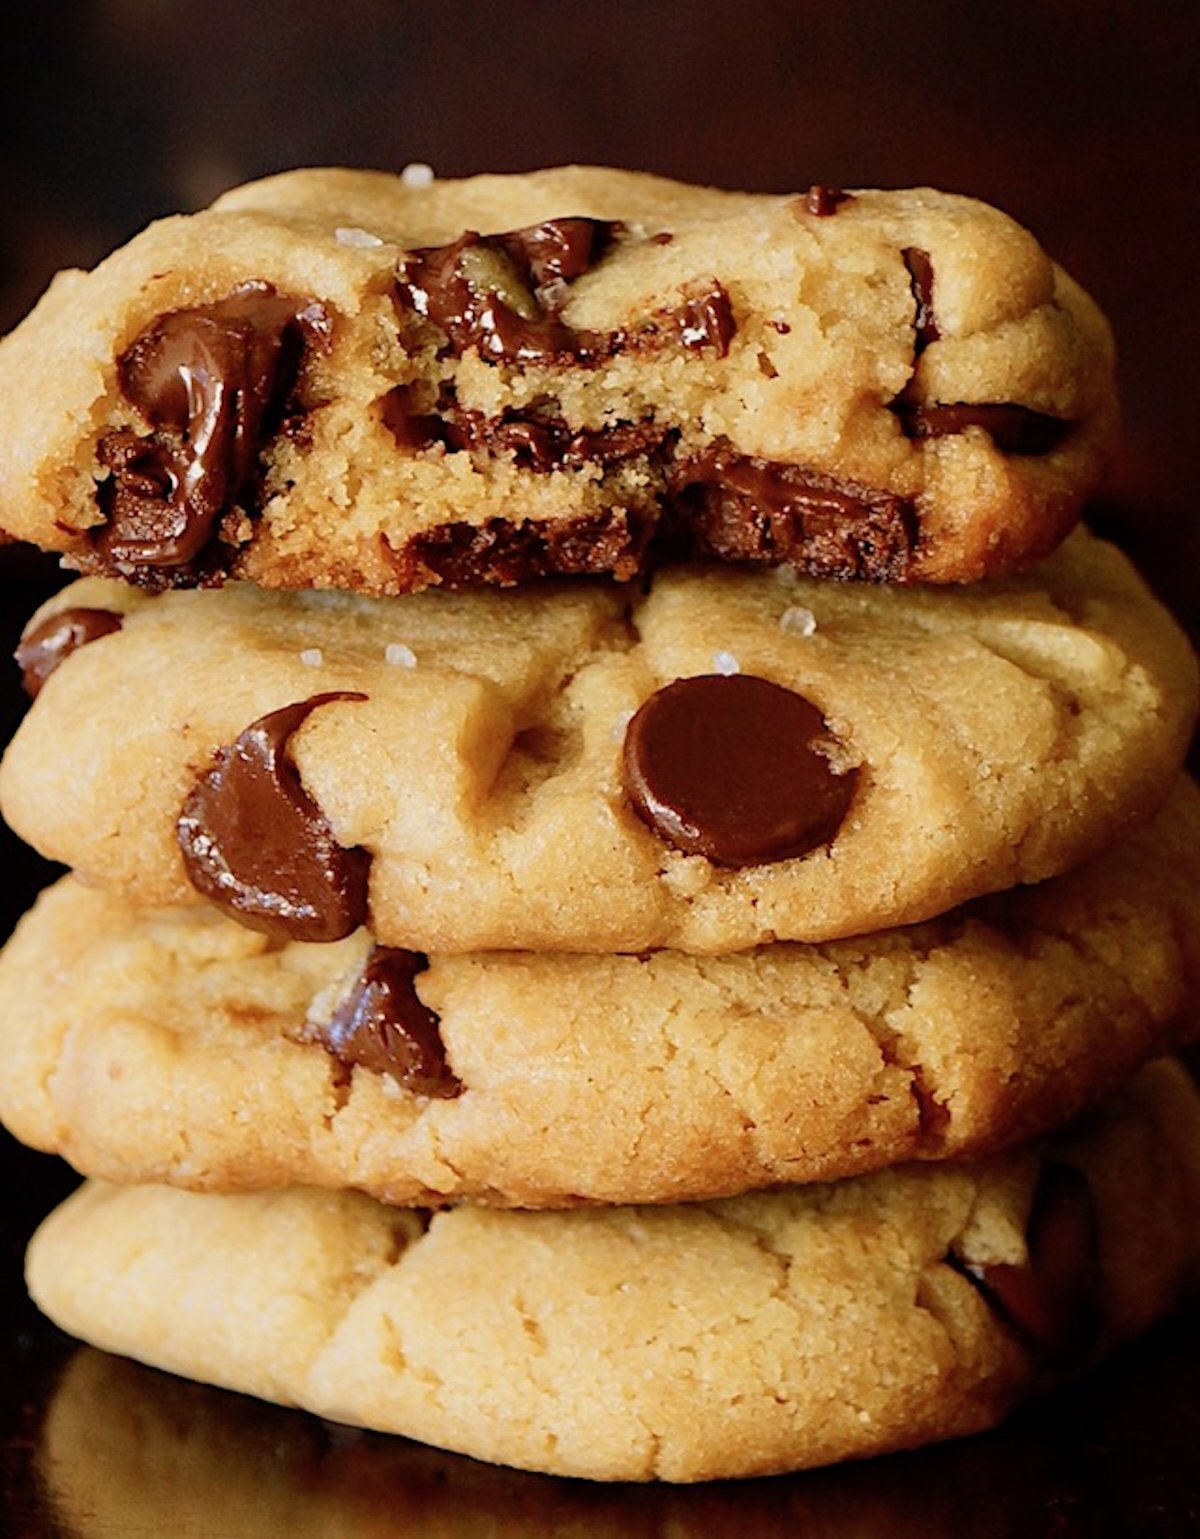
left=0, top=166, right=1114, bottom=594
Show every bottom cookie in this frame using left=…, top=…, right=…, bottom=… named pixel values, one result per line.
left=26, top=1060, right=1200, bottom=1483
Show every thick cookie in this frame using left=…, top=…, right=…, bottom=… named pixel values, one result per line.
left=3, top=782, right=1199, bottom=1206
left=26, top=1060, right=1200, bottom=1482
left=0, top=166, right=1114, bottom=592
left=2, top=531, right=1195, bottom=954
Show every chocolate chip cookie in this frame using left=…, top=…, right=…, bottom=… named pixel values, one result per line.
left=3, top=780, right=1199, bottom=1206
left=26, top=1058, right=1200, bottom=1481
left=0, top=166, right=1115, bottom=593
left=1, top=530, right=1194, bottom=954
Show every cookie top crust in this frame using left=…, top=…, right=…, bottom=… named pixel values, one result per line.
left=0, top=166, right=1115, bottom=592
left=26, top=1060, right=1200, bottom=1481
left=1, top=531, right=1194, bottom=954
left=3, top=782, right=1198, bottom=1207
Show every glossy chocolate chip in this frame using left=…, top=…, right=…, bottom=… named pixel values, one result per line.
left=397, top=221, right=735, bottom=368
left=499, top=217, right=618, bottom=293
left=96, top=284, right=326, bottom=571
left=671, top=443, right=917, bottom=582
left=952, top=1161, right=1103, bottom=1368
left=622, top=673, right=856, bottom=867
left=804, top=184, right=852, bottom=217
left=897, top=401, right=1070, bottom=455
left=177, top=693, right=369, bottom=943
left=15, top=607, right=122, bottom=698
left=902, top=247, right=940, bottom=352
left=317, top=946, right=462, bottom=1097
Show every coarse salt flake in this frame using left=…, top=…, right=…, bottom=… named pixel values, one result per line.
left=335, top=226, right=384, bottom=248
left=712, top=650, right=740, bottom=676
left=385, top=642, right=417, bottom=668
left=299, top=647, right=324, bottom=668
left=401, top=161, right=435, bottom=188
left=779, top=605, right=817, bottom=637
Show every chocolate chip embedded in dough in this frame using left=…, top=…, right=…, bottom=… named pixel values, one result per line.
left=670, top=443, right=917, bottom=582
left=15, top=607, right=122, bottom=698
left=902, top=247, right=940, bottom=353
left=96, top=284, right=327, bottom=571
left=804, top=185, right=852, bottom=217
left=952, top=1161, right=1103, bottom=1367
left=177, top=693, right=369, bottom=943
left=622, top=673, right=857, bottom=867
left=396, top=220, right=618, bottom=365
left=317, top=946, right=462, bottom=1098
left=897, top=401, right=1070, bottom=456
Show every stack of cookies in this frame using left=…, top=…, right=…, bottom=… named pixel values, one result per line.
left=1, top=167, right=1198, bottom=1483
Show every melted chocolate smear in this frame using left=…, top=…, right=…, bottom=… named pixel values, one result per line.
left=396, top=219, right=734, bottom=366
left=177, top=693, right=369, bottom=943
left=318, top=946, right=462, bottom=1098
left=897, top=401, right=1070, bottom=455
left=622, top=673, right=856, bottom=867
left=670, top=443, right=917, bottom=582
left=15, top=606, right=122, bottom=698
left=96, top=284, right=326, bottom=574
left=950, top=1162, right=1103, bottom=1368
left=805, top=185, right=852, bottom=217
left=902, top=248, right=939, bottom=353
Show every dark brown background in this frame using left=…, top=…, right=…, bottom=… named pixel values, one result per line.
left=2, top=4, right=1199, bottom=1533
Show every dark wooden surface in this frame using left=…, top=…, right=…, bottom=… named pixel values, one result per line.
left=1, top=4, right=1198, bottom=1533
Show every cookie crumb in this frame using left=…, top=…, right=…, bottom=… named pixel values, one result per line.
left=299, top=647, right=324, bottom=668
left=385, top=642, right=417, bottom=668
left=712, top=650, right=740, bottom=676
left=779, top=605, right=817, bottom=637
left=401, top=162, right=435, bottom=188
left=335, top=226, right=384, bottom=249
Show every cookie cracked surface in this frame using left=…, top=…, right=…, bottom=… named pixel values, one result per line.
left=2, top=783, right=1199, bottom=1207
left=25, top=1060, right=1200, bottom=1481
left=0, top=167, right=1115, bottom=592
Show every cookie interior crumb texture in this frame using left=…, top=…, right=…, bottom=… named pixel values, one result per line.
left=0, top=167, right=1116, bottom=595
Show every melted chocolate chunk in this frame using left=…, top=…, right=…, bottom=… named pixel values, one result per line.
left=622, top=674, right=856, bottom=867
left=396, top=217, right=617, bottom=365
left=650, top=283, right=735, bottom=356
left=317, top=946, right=461, bottom=1097
left=177, top=693, right=369, bottom=943
left=670, top=443, right=917, bottom=582
left=379, top=385, right=444, bottom=450
left=396, top=220, right=734, bottom=367
left=15, top=606, right=122, bottom=698
left=902, top=247, right=940, bottom=353
left=896, top=401, right=1070, bottom=455
left=96, top=285, right=326, bottom=573
left=804, top=185, right=852, bottom=217
left=499, top=217, right=618, bottom=293
left=441, top=403, right=670, bottom=473
left=951, top=1161, right=1103, bottom=1368
left=402, top=508, right=650, bottom=587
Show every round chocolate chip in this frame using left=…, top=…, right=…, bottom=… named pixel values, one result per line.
left=622, top=673, right=856, bottom=867
left=176, top=692, right=369, bottom=943
left=15, top=607, right=123, bottom=698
